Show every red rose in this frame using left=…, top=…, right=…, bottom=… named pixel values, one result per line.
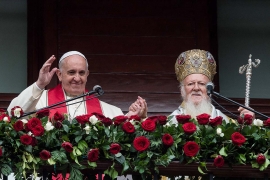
left=157, top=115, right=167, bottom=125
left=31, top=137, right=38, bottom=147
left=27, top=117, right=42, bottom=130
left=53, top=111, right=65, bottom=122
left=141, top=119, right=156, bottom=132
left=182, top=122, right=197, bottom=135
left=90, top=112, right=106, bottom=120
left=175, top=115, right=191, bottom=124
left=209, top=116, right=223, bottom=126
left=113, top=115, right=128, bottom=126
left=146, top=116, right=158, bottom=122
left=87, top=148, right=99, bottom=162
left=244, top=114, right=253, bottom=125
left=183, top=141, right=200, bottom=157
left=162, top=134, right=174, bottom=146
left=0, top=109, right=6, bottom=116
left=237, top=117, right=244, bottom=124
left=36, top=109, right=50, bottom=119
left=133, top=136, right=150, bottom=152
left=0, top=114, right=10, bottom=122
left=214, top=155, right=224, bottom=168
left=0, top=147, right=2, bottom=156
left=231, top=132, right=246, bottom=146
left=109, top=143, right=121, bottom=154
left=264, top=118, right=270, bottom=127
left=54, top=121, right=63, bottom=129
left=257, top=154, right=266, bottom=165
left=39, top=150, right=51, bottom=160
left=11, top=106, right=24, bottom=118
left=128, top=115, right=141, bottom=121
left=61, top=142, right=74, bottom=153
left=20, top=134, right=33, bottom=145
left=13, top=120, right=24, bottom=131
left=122, top=122, right=135, bottom=134
left=238, top=114, right=253, bottom=125
left=196, top=113, right=210, bottom=125
left=32, top=125, right=45, bottom=136
left=101, top=117, right=113, bottom=126
left=76, top=114, right=91, bottom=124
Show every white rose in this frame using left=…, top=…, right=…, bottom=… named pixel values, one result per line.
left=253, top=119, right=263, bottom=127
left=14, top=108, right=22, bottom=118
left=21, top=119, right=28, bottom=124
left=89, top=115, right=98, bottom=125
left=84, top=124, right=91, bottom=134
left=44, top=121, right=54, bottom=131
left=216, top=128, right=224, bottom=137
left=3, top=116, right=9, bottom=122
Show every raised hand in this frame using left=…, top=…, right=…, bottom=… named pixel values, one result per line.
left=36, top=55, right=58, bottom=89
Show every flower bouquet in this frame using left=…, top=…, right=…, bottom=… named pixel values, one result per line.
left=0, top=106, right=269, bottom=180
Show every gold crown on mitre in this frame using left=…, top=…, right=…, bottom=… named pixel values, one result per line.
left=175, top=49, right=216, bottom=82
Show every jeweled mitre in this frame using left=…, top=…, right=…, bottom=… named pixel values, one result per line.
left=175, top=49, right=216, bottom=82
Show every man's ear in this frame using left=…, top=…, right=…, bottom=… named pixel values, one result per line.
left=56, top=69, right=62, bottom=82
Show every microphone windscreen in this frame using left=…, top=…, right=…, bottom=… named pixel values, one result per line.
left=206, top=82, right=214, bottom=89
left=93, top=85, right=102, bottom=92
left=93, top=85, right=104, bottom=95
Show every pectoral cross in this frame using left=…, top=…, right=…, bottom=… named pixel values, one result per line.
left=239, top=54, right=260, bottom=107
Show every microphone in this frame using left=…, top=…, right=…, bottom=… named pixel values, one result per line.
left=93, top=85, right=104, bottom=95
left=206, top=82, right=214, bottom=96
left=209, top=87, right=269, bottom=119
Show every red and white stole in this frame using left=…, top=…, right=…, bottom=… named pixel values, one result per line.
left=47, top=84, right=102, bottom=118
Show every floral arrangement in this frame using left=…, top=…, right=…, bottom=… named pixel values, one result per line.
left=0, top=106, right=270, bottom=180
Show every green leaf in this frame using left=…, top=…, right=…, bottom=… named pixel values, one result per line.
left=198, top=166, right=207, bottom=174
left=62, top=135, right=70, bottom=142
left=251, top=160, right=259, bottom=168
left=115, top=152, right=122, bottom=158
left=252, top=133, right=260, bottom=140
left=115, top=154, right=125, bottom=164
left=267, top=131, right=270, bottom=139
left=51, top=150, right=68, bottom=164
left=75, top=135, right=82, bottom=143
left=239, top=154, right=246, bottom=163
left=219, top=147, right=228, bottom=157
left=71, top=163, right=86, bottom=170
left=87, top=161, right=97, bottom=168
left=0, top=164, right=13, bottom=176
left=24, top=145, right=32, bottom=153
left=62, top=124, right=69, bottom=133
left=261, top=158, right=270, bottom=171
left=122, top=161, right=129, bottom=172
left=78, top=140, right=88, bottom=151
left=104, top=167, right=118, bottom=180
left=69, top=165, right=84, bottom=180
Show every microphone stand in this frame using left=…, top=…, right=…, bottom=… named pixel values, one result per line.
left=20, top=90, right=100, bottom=118
left=209, top=90, right=269, bottom=119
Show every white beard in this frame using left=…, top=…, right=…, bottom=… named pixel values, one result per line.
left=181, top=86, right=212, bottom=118
left=183, top=98, right=212, bottom=118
